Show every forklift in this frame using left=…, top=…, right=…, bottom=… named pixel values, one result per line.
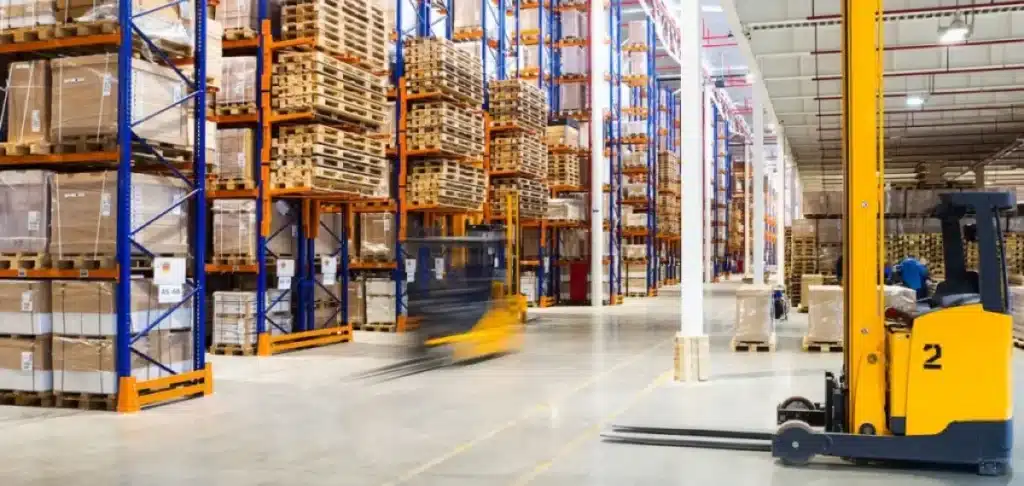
left=603, top=0, right=1015, bottom=476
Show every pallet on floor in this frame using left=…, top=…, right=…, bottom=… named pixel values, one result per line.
left=53, top=391, right=117, bottom=411
left=802, top=337, right=843, bottom=353
left=730, top=335, right=775, bottom=352
left=0, top=389, right=53, bottom=407
left=209, top=343, right=258, bottom=356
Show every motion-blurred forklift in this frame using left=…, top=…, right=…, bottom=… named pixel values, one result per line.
left=603, top=0, right=1015, bottom=476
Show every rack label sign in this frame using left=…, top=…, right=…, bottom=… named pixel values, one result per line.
left=434, top=257, right=444, bottom=279
left=323, top=273, right=336, bottom=286
left=154, top=257, right=186, bottom=285
left=158, top=284, right=184, bottom=304
left=277, top=259, right=295, bottom=277
left=277, top=276, right=292, bottom=290
left=405, top=259, right=416, bottom=282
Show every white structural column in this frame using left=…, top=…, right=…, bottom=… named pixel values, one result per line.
left=752, top=89, right=765, bottom=284
left=775, top=139, right=786, bottom=285
left=675, top=0, right=709, bottom=382
left=589, top=4, right=607, bottom=306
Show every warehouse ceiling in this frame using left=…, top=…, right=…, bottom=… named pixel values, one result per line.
left=729, top=0, right=1024, bottom=188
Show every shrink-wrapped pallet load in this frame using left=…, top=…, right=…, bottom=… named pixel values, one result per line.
left=51, top=172, right=188, bottom=258
left=0, top=280, right=51, bottom=335
left=51, top=280, right=192, bottom=336
left=348, top=279, right=365, bottom=327
left=365, top=277, right=396, bottom=327
left=211, top=290, right=291, bottom=347
left=214, top=128, right=254, bottom=182
left=51, top=55, right=189, bottom=146
left=733, top=284, right=774, bottom=343
left=0, top=170, right=50, bottom=254
left=806, top=285, right=843, bottom=343
left=800, top=274, right=824, bottom=309
left=212, top=199, right=256, bottom=259
left=0, top=280, right=53, bottom=393
left=0, top=335, right=51, bottom=392
left=360, top=213, right=394, bottom=261
left=52, top=331, right=192, bottom=394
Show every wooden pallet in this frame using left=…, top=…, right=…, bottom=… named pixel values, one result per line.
left=274, top=92, right=386, bottom=130
left=0, top=141, right=52, bottom=156
left=279, top=27, right=388, bottom=72
left=278, top=124, right=386, bottom=156
left=0, top=25, right=55, bottom=44
left=271, top=166, right=384, bottom=198
left=0, top=252, right=49, bottom=270
left=53, top=391, right=117, bottom=411
left=407, top=132, right=483, bottom=158
left=211, top=254, right=257, bottom=266
left=730, top=336, right=775, bottom=352
left=216, top=103, right=257, bottom=115
left=0, top=389, right=53, bottom=407
left=209, top=177, right=255, bottom=191
left=802, top=337, right=843, bottom=353
left=52, top=253, right=179, bottom=271
left=223, top=27, right=258, bottom=40
left=210, top=343, right=258, bottom=356
left=360, top=322, right=397, bottom=332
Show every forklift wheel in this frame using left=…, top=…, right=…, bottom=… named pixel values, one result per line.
left=774, top=421, right=817, bottom=466
left=780, top=396, right=815, bottom=411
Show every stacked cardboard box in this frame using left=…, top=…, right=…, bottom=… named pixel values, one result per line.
left=218, top=56, right=257, bottom=114
left=0, top=170, right=50, bottom=257
left=491, top=177, right=548, bottom=219
left=733, top=285, right=774, bottom=345
left=657, top=151, right=680, bottom=190
left=625, top=262, right=646, bottom=295
left=546, top=198, right=585, bottom=222
left=271, top=123, right=389, bottom=198
left=348, top=279, right=366, bottom=327
left=50, top=172, right=188, bottom=260
left=365, top=277, right=396, bottom=328
left=546, top=125, right=578, bottom=148
left=51, top=280, right=193, bottom=395
left=0, top=281, right=52, bottom=394
left=220, top=0, right=258, bottom=38
left=211, top=290, right=292, bottom=349
left=3, top=0, right=56, bottom=28
left=51, top=55, right=189, bottom=148
left=4, top=61, right=50, bottom=154
left=657, top=194, right=680, bottom=236
left=548, top=151, right=580, bottom=187
left=212, top=128, right=254, bottom=186
left=407, top=159, right=486, bottom=211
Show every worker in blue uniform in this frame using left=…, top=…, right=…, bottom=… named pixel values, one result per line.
left=895, top=256, right=930, bottom=300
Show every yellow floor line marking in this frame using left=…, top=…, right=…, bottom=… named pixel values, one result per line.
left=379, top=339, right=671, bottom=486
left=509, top=369, right=673, bottom=486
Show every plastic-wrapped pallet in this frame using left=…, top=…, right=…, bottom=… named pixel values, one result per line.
left=0, top=335, right=51, bottom=392
left=360, top=213, right=394, bottom=261
left=559, top=46, right=586, bottom=76
left=6, top=61, right=50, bottom=146
left=521, top=271, right=537, bottom=305
left=349, top=280, right=366, bottom=327
left=451, top=0, right=480, bottom=30
left=365, top=277, right=396, bottom=325
left=218, top=56, right=257, bottom=109
left=559, top=10, right=584, bottom=38
left=0, top=280, right=52, bottom=393
left=800, top=274, right=824, bottom=308
left=734, top=285, right=773, bottom=343
left=52, top=280, right=193, bottom=335
left=211, top=290, right=291, bottom=346
left=212, top=199, right=256, bottom=259
left=52, top=330, right=193, bottom=394
left=214, top=128, right=254, bottom=181
left=806, top=285, right=843, bottom=343
left=0, top=281, right=51, bottom=335
left=0, top=170, right=50, bottom=254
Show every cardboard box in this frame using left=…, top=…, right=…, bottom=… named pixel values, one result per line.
left=50, top=55, right=188, bottom=146
left=800, top=274, right=824, bottom=308
left=51, top=172, right=188, bottom=257
left=365, top=277, right=395, bottom=324
left=360, top=213, right=394, bottom=260
left=545, top=125, right=578, bottom=147
left=212, top=199, right=256, bottom=257
left=0, top=335, right=51, bottom=392
left=51, top=333, right=194, bottom=394
left=313, top=306, right=340, bottom=329
left=215, top=128, right=254, bottom=180
left=52, top=280, right=192, bottom=336
left=0, top=281, right=52, bottom=335
left=6, top=61, right=49, bottom=144
left=734, top=284, right=773, bottom=342
left=348, top=279, right=365, bottom=326
left=212, top=291, right=290, bottom=345
left=0, top=170, right=50, bottom=253
left=807, top=284, right=843, bottom=342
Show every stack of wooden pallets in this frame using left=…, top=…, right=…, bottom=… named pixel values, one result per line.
left=271, top=51, right=389, bottom=130
left=488, top=79, right=546, bottom=131
left=405, top=37, right=484, bottom=106
left=280, top=0, right=389, bottom=73
left=547, top=151, right=580, bottom=187
left=406, top=101, right=484, bottom=159
left=491, top=178, right=547, bottom=219
left=407, top=159, right=486, bottom=211
left=270, top=124, right=388, bottom=197
left=657, top=194, right=680, bottom=236
left=492, top=133, right=546, bottom=179
left=657, top=151, right=679, bottom=191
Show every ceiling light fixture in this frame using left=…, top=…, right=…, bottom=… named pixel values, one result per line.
left=905, top=95, right=926, bottom=107
left=938, top=13, right=970, bottom=44
left=701, top=4, right=723, bottom=13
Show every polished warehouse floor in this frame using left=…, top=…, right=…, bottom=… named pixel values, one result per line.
left=2, top=286, right=1024, bottom=485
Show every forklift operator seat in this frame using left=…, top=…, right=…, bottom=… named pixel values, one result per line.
left=926, top=192, right=1015, bottom=313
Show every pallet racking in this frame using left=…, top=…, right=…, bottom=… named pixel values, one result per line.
left=0, top=0, right=213, bottom=411
left=710, top=101, right=733, bottom=281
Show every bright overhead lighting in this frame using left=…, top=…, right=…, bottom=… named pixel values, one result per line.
left=938, top=14, right=970, bottom=44
left=905, top=95, right=926, bottom=107
left=701, top=5, right=723, bottom=13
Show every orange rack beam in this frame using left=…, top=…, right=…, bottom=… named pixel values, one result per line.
left=205, top=263, right=259, bottom=274
left=0, top=268, right=118, bottom=279
left=350, top=261, right=397, bottom=270
left=0, top=151, right=118, bottom=167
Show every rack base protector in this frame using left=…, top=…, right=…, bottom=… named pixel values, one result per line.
left=602, top=425, right=773, bottom=452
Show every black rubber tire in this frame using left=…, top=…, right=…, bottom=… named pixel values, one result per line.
left=775, top=420, right=817, bottom=466
left=780, top=396, right=815, bottom=411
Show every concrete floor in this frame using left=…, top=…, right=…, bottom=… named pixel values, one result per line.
left=2, top=285, right=1024, bottom=485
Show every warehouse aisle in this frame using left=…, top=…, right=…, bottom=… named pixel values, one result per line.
left=2, top=288, right=1023, bottom=485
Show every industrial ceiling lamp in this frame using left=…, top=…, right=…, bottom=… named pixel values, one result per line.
left=939, top=13, right=971, bottom=44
